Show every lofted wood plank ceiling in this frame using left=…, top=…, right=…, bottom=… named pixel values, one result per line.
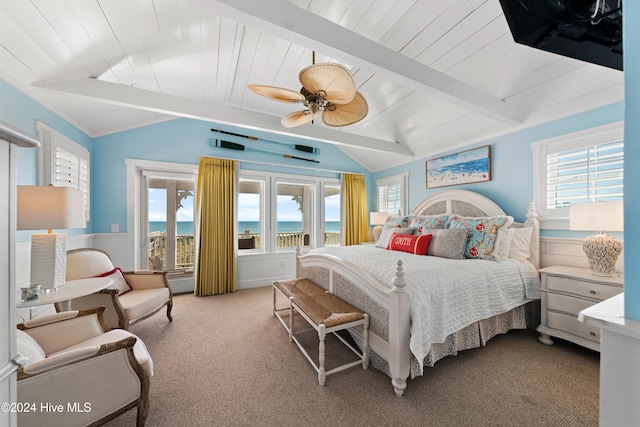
left=0, top=0, right=623, bottom=171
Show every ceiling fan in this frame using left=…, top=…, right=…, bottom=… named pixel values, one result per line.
left=248, top=53, right=368, bottom=128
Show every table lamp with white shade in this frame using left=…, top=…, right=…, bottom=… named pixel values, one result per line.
left=370, top=211, right=388, bottom=242
left=17, top=185, right=86, bottom=289
left=569, top=201, right=623, bottom=277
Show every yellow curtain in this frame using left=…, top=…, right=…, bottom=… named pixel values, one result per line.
left=341, top=173, right=369, bottom=246
left=194, top=157, right=237, bottom=296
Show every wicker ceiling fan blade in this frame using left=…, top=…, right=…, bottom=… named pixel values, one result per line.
left=247, top=84, right=305, bottom=103
left=299, top=63, right=356, bottom=104
left=281, top=109, right=322, bottom=128
left=322, top=92, right=368, bottom=127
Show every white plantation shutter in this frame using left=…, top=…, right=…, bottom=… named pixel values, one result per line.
left=532, top=121, right=623, bottom=228
left=377, top=173, right=408, bottom=215
left=37, top=122, right=90, bottom=220
left=54, top=143, right=90, bottom=219
left=378, top=183, right=401, bottom=214
left=546, top=141, right=623, bottom=210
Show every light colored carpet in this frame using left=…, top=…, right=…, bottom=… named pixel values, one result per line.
left=104, top=286, right=599, bottom=427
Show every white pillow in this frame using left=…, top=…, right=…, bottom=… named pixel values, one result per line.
left=376, top=227, right=414, bottom=249
left=509, top=227, right=533, bottom=262
left=494, top=227, right=515, bottom=262
left=16, top=329, right=45, bottom=366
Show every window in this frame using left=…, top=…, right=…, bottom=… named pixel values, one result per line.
left=126, top=159, right=198, bottom=272
left=146, top=174, right=195, bottom=272
left=324, top=183, right=341, bottom=246
left=532, top=121, right=623, bottom=229
left=37, top=122, right=90, bottom=220
left=238, top=177, right=265, bottom=250
left=237, top=170, right=340, bottom=253
left=376, top=173, right=408, bottom=215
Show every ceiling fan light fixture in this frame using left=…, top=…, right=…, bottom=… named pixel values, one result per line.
left=248, top=55, right=367, bottom=128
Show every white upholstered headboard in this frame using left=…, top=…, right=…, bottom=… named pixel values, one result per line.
left=410, top=190, right=540, bottom=269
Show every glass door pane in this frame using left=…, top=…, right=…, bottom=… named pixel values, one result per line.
left=276, top=182, right=314, bottom=248
left=238, top=179, right=263, bottom=251
left=324, top=184, right=340, bottom=246
left=147, top=178, right=194, bottom=272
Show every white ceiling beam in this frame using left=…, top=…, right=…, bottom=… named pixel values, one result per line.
left=191, top=0, right=521, bottom=126
left=35, top=78, right=413, bottom=156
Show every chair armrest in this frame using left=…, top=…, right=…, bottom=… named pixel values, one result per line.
left=17, top=336, right=148, bottom=427
left=123, top=270, right=171, bottom=291
left=21, top=346, right=101, bottom=375
left=17, top=307, right=111, bottom=355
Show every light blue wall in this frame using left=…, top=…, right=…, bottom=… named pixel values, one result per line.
left=92, top=118, right=371, bottom=233
left=0, top=78, right=94, bottom=239
left=623, top=2, right=640, bottom=320
left=0, top=79, right=93, bottom=185
left=373, top=102, right=624, bottom=228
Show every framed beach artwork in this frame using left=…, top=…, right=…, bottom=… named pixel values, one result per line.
left=426, top=145, right=491, bottom=189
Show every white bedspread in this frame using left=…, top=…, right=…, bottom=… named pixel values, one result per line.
left=307, top=245, right=540, bottom=372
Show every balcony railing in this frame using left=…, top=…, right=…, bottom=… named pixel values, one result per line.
left=148, top=231, right=341, bottom=270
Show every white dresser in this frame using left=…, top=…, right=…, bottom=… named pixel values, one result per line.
left=537, top=265, right=623, bottom=351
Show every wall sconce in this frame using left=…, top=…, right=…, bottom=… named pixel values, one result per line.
left=570, top=201, right=623, bottom=277
left=17, top=186, right=85, bottom=288
left=370, top=211, right=388, bottom=242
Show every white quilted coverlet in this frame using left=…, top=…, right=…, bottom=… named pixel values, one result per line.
left=308, top=246, right=540, bottom=371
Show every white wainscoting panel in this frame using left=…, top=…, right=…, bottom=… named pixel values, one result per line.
left=540, top=237, right=624, bottom=274
left=93, top=233, right=131, bottom=270
left=237, top=252, right=296, bottom=289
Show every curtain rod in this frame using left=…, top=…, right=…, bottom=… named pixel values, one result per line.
left=201, top=154, right=364, bottom=176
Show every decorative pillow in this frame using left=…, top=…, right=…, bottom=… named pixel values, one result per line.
left=423, top=228, right=468, bottom=260
left=446, top=215, right=514, bottom=260
left=16, top=329, right=45, bottom=366
left=376, top=227, right=414, bottom=249
left=383, top=215, right=413, bottom=229
left=414, top=215, right=449, bottom=234
left=494, top=227, right=515, bottom=262
left=388, top=233, right=432, bottom=255
left=95, top=267, right=132, bottom=295
left=509, top=227, right=533, bottom=262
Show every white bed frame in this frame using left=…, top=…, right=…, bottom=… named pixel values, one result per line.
left=295, top=190, right=540, bottom=396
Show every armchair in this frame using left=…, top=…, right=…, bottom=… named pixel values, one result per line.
left=65, top=248, right=173, bottom=330
left=16, top=307, right=152, bottom=426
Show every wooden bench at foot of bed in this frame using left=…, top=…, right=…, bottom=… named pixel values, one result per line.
left=272, top=277, right=369, bottom=385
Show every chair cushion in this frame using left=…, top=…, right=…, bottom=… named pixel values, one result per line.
left=51, top=329, right=153, bottom=378
left=118, top=288, right=170, bottom=322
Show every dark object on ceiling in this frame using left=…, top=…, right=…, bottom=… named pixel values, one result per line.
left=499, top=0, right=622, bottom=71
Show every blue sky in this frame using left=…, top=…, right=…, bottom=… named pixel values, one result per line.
left=150, top=189, right=340, bottom=222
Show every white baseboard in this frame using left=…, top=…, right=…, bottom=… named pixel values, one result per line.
left=168, top=276, right=195, bottom=294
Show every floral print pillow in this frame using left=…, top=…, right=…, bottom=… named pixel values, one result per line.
left=415, top=215, right=449, bottom=234
left=446, top=215, right=514, bottom=260
left=383, top=215, right=413, bottom=228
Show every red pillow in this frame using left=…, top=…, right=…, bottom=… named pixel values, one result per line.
left=388, top=233, right=432, bottom=255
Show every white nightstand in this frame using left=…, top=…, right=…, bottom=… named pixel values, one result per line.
left=537, top=265, right=623, bottom=351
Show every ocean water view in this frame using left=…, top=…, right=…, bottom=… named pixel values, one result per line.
left=149, top=221, right=341, bottom=235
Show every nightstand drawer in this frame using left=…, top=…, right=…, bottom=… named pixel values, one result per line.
left=546, top=275, right=621, bottom=301
left=547, top=311, right=600, bottom=344
left=547, top=293, right=594, bottom=316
